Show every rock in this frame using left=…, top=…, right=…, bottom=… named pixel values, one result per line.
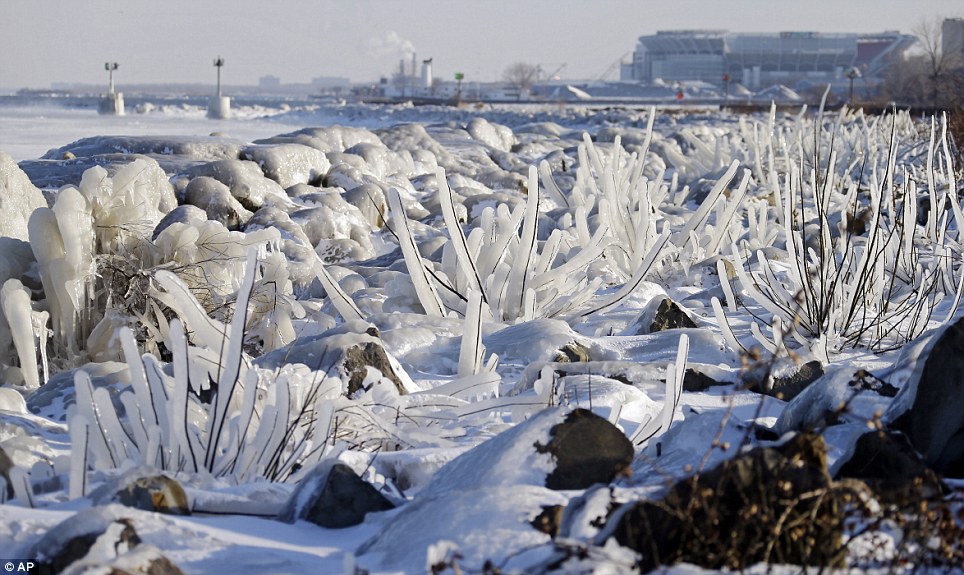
left=283, top=462, right=395, bottom=529
left=553, top=341, right=591, bottom=363
left=887, top=317, right=964, bottom=477
left=0, top=151, right=51, bottom=241
left=182, top=158, right=288, bottom=212
left=537, top=409, right=634, bottom=490
left=530, top=505, right=565, bottom=537
left=256, top=320, right=418, bottom=396
left=682, top=368, right=724, bottom=392
left=26, top=361, right=129, bottom=422
left=241, top=143, right=331, bottom=188
left=775, top=367, right=897, bottom=436
left=751, top=360, right=825, bottom=400
left=484, top=318, right=596, bottom=368
left=29, top=506, right=184, bottom=575
left=342, top=337, right=405, bottom=396
left=91, top=472, right=191, bottom=515
left=607, top=432, right=846, bottom=571
left=151, top=205, right=209, bottom=240
left=356, top=485, right=565, bottom=573
left=343, top=183, right=387, bottom=228
left=0, top=445, right=14, bottom=499
left=182, top=176, right=253, bottom=229
left=38, top=517, right=141, bottom=574
left=425, top=407, right=632, bottom=496
left=636, top=298, right=697, bottom=335
left=835, top=430, right=945, bottom=503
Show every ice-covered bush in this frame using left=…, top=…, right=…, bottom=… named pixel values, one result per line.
left=723, top=111, right=963, bottom=353
left=388, top=165, right=609, bottom=322
left=69, top=251, right=337, bottom=486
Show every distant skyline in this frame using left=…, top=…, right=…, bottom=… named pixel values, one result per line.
left=2, top=0, right=962, bottom=91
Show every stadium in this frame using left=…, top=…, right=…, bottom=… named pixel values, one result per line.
left=621, top=29, right=916, bottom=93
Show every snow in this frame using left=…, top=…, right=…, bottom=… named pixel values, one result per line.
left=0, top=95, right=961, bottom=574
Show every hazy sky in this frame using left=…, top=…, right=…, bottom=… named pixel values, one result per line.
left=2, top=0, right=962, bottom=90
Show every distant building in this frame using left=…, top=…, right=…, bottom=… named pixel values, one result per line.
left=622, top=30, right=915, bottom=92
left=259, top=75, right=282, bottom=89
left=311, top=76, right=352, bottom=91
left=943, top=18, right=964, bottom=57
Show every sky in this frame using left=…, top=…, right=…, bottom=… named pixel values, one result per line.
left=2, top=0, right=962, bottom=90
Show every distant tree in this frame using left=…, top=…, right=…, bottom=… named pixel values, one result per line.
left=913, top=18, right=962, bottom=107
left=502, top=62, right=541, bottom=98
left=879, top=18, right=964, bottom=109
left=879, top=54, right=929, bottom=106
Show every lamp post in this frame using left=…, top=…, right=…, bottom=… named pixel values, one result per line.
left=845, top=67, right=861, bottom=106
left=213, top=57, right=224, bottom=97
left=722, top=73, right=730, bottom=108
left=104, top=62, right=119, bottom=95
left=207, top=56, right=231, bottom=119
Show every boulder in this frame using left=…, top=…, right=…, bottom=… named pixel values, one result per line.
left=90, top=471, right=190, bottom=515
left=28, top=506, right=184, bottom=575
left=151, top=205, right=208, bottom=240
left=241, top=143, right=331, bottom=189
left=182, top=176, right=252, bottom=229
left=775, top=367, right=897, bottom=436
left=182, top=158, right=288, bottom=212
left=635, top=298, right=698, bottom=334
left=553, top=341, right=591, bottom=363
left=835, top=430, right=945, bottom=503
left=538, top=409, right=634, bottom=490
left=281, top=462, right=394, bottom=529
left=682, top=368, right=725, bottom=392
left=607, top=432, right=846, bottom=571
left=0, top=445, right=14, bottom=499
left=0, top=151, right=48, bottom=241
left=426, top=407, right=632, bottom=495
left=887, top=318, right=964, bottom=477
left=256, top=321, right=418, bottom=396
left=747, top=360, right=826, bottom=400
left=356, top=485, right=566, bottom=574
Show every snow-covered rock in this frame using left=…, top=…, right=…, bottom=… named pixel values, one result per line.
left=0, top=151, right=48, bottom=241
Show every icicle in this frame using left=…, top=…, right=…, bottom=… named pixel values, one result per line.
left=1, top=279, right=40, bottom=388
left=205, top=249, right=256, bottom=472
left=169, top=319, right=199, bottom=473
left=671, top=160, right=740, bottom=250
left=313, top=256, right=365, bottom=322
left=387, top=187, right=446, bottom=317
left=458, top=290, right=485, bottom=377
left=152, top=270, right=227, bottom=350
left=505, top=166, right=540, bottom=320
left=68, top=414, right=90, bottom=499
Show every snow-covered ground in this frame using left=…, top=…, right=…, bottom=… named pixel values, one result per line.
left=0, top=96, right=961, bottom=574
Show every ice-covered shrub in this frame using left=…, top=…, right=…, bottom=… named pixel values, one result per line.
left=69, top=251, right=338, bottom=484
left=725, top=112, right=963, bottom=353
left=389, top=165, right=609, bottom=322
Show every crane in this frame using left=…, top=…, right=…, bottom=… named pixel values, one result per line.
left=540, top=63, right=567, bottom=82
left=595, top=52, right=631, bottom=83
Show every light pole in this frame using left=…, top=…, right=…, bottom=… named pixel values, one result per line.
left=213, top=57, right=224, bottom=97
left=105, top=62, right=119, bottom=95
left=846, top=67, right=861, bottom=106
left=722, top=73, right=730, bottom=108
